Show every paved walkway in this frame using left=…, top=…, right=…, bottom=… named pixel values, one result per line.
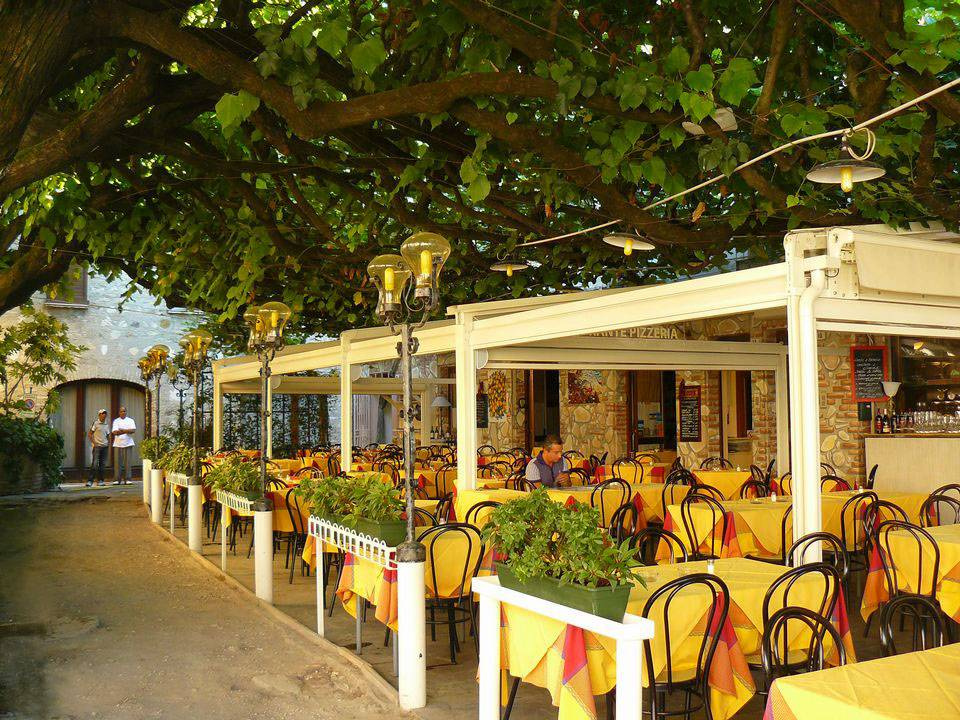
left=0, top=489, right=400, bottom=720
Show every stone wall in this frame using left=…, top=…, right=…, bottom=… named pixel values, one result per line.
left=477, top=369, right=526, bottom=450
left=675, top=370, right=722, bottom=468
left=560, top=370, right=628, bottom=459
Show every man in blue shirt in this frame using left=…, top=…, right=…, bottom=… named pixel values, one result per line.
left=525, top=434, right=570, bottom=488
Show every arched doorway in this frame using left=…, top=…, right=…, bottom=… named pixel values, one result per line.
left=47, top=378, right=146, bottom=480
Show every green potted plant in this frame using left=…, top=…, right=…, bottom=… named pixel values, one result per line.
left=155, top=443, right=193, bottom=476
left=204, top=455, right=266, bottom=500
left=483, top=490, right=638, bottom=621
left=140, top=436, right=172, bottom=464
left=295, top=472, right=405, bottom=546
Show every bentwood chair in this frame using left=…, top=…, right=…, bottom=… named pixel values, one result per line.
left=866, top=464, right=879, bottom=490
left=739, top=479, right=769, bottom=499
left=421, top=523, right=484, bottom=664
left=659, top=483, right=688, bottom=527
left=876, top=520, right=940, bottom=603
left=629, top=527, right=688, bottom=565
left=700, top=456, right=734, bottom=470
left=746, top=503, right=793, bottom=565
left=567, top=467, right=591, bottom=486
left=777, top=472, right=792, bottom=495
left=608, top=502, right=642, bottom=545
left=284, top=488, right=311, bottom=583
left=679, top=493, right=728, bottom=561
left=921, top=493, right=960, bottom=527
left=612, top=456, right=642, bottom=481
left=590, top=479, right=631, bottom=527
left=761, top=607, right=847, bottom=688
left=464, top=500, right=502, bottom=527
left=879, top=594, right=951, bottom=656
left=820, top=474, right=851, bottom=492
left=787, top=531, right=850, bottom=587
left=433, top=462, right=458, bottom=499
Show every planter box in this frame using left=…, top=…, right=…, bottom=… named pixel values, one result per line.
left=320, top=514, right=406, bottom=547
left=495, top=563, right=631, bottom=622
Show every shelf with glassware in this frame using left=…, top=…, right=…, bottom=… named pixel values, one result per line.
left=889, top=336, right=960, bottom=431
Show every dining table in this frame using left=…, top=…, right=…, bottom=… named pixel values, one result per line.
left=861, top=521, right=960, bottom=624
left=692, top=469, right=753, bottom=500
left=764, top=644, right=960, bottom=720
left=498, top=557, right=855, bottom=720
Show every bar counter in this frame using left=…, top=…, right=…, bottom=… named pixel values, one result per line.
left=864, top=433, right=960, bottom=493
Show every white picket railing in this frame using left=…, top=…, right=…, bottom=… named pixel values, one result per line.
left=471, top=576, right=655, bottom=720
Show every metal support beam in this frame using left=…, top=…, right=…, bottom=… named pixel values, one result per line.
left=455, top=314, right=478, bottom=490
left=341, top=337, right=353, bottom=472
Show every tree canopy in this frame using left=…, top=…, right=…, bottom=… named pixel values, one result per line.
left=1, top=1, right=959, bottom=335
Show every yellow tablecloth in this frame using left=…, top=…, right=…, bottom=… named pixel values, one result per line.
left=633, top=483, right=690, bottom=523
left=666, top=498, right=792, bottom=560
left=545, top=486, right=629, bottom=525
left=692, top=470, right=752, bottom=500
left=766, top=644, right=960, bottom=720
left=454, top=489, right=527, bottom=526
left=820, top=490, right=928, bottom=550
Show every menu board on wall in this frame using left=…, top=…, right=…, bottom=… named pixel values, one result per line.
left=476, top=394, right=489, bottom=429
left=678, top=384, right=702, bottom=443
left=851, top=345, right=888, bottom=402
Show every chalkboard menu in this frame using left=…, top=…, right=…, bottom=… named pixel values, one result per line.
left=476, top=393, right=489, bottom=429
left=678, top=384, right=702, bottom=443
left=850, top=345, right=888, bottom=402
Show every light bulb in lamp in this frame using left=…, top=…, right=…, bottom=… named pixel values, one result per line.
left=400, top=232, right=450, bottom=299
left=258, top=301, right=291, bottom=343
left=367, top=254, right=410, bottom=316
left=491, top=259, right=531, bottom=277
left=603, top=232, right=654, bottom=256
left=149, top=344, right=170, bottom=367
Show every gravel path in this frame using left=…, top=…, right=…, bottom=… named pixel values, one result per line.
left=0, top=490, right=399, bottom=720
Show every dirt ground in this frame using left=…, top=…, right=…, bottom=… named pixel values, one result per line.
left=0, top=488, right=401, bottom=720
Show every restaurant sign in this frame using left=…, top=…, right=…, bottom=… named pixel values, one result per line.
left=592, top=325, right=684, bottom=340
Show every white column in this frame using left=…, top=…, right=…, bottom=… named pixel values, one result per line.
left=220, top=504, right=228, bottom=571
left=254, top=509, right=274, bottom=603
left=187, top=484, right=203, bottom=553
left=341, top=338, right=353, bottom=472
left=169, top=484, right=175, bottom=534
left=150, top=469, right=163, bottom=524
left=615, top=636, right=644, bottom=718
left=477, top=592, right=501, bottom=720
left=396, top=559, right=426, bottom=710
left=315, top=542, right=326, bottom=636
left=455, top=313, right=478, bottom=490
left=141, top=458, right=152, bottom=504
left=212, top=374, right=223, bottom=452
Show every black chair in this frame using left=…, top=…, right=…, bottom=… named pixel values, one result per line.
left=590, top=479, right=630, bottom=527
left=665, top=468, right=696, bottom=486
left=777, top=472, right=792, bottom=495
left=612, top=456, right=642, bottom=481
left=876, top=520, right=940, bottom=602
left=739, top=479, right=768, bottom=499
left=421, top=523, right=484, bottom=663
left=464, top=500, right=502, bottom=526
left=879, top=594, right=951, bottom=656
left=659, top=483, right=688, bottom=526
left=920, top=493, right=960, bottom=527
left=863, top=499, right=909, bottom=550
left=373, top=460, right=399, bottom=485
left=562, top=449, right=585, bottom=468
left=434, top=493, right=454, bottom=523
left=433, top=462, right=458, bottom=499
left=629, top=527, right=688, bottom=565
left=284, top=488, right=311, bottom=584
left=761, top=607, right=847, bottom=687
left=749, top=464, right=768, bottom=485
left=764, top=458, right=776, bottom=485
left=820, top=474, right=851, bottom=492
left=932, top=482, right=960, bottom=503
left=820, top=462, right=837, bottom=476
left=679, top=493, right=728, bottom=560
left=504, top=476, right=536, bottom=492
left=839, top=490, right=878, bottom=573
left=692, top=483, right=724, bottom=502
left=413, top=507, right=437, bottom=528
left=700, top=456, right=734, bottom=470
left=761, top=562, right=841, bottom=632
left=641, top=574, right=730, bottom=720
left=787, top=531, right=850, bottom=587
left=567, top=467, right=591, bottom=486
left=865, top=464, right=878, bottom=490
left=608, top=502, right=641, bottom=544
left=477, top=444, right=496, bottom=458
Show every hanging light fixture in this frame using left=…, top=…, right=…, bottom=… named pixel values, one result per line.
left=602, top=231, right=655, bottom=257
left=367, top=253, right=411, bottom=317
left=399, top=232, right=451, bottom=299
left=806, top=127, right=885, bottom=192
left=490, top=259, right=532, bottom=277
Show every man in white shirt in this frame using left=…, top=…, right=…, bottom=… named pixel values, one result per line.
left=111, top=406, right=137, bottom=485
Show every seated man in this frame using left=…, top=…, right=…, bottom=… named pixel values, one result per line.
left=525, top=434, right=570, bottom=488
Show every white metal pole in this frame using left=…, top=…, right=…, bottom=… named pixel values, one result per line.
left=341, top=338, right=353, bottom=472
left=169, top=484, right=175, bottom=533
left=220, top=504, right=228, bottom=571
left=397, top=559, right=427, bottom=710
left=477, top=592, right=501, bottom=720
left=615, top=637, right=644, bottom=719
left=253, top=509, right=274, bottom=603
left=150, top=469, right=163, bottom=524
left=212, top=374, right=223, bottom=452
left=315, top=543, right=326, bottom=636
left=187, top=483, right=203, bottom=553
left=142, top=458, right=152, bottom=504
left=454, top=313, right=478, bottom=490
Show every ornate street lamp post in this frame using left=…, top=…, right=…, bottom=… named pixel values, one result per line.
left=243, top=301, right=291, bottom=493
left=179, top=329, right=214, bottom=553
left=367, top=231, right=450, bottom=710
left=146, top=344, right=170, bottom=436
left=167, top=362, right=189, bottom=436
left=137, top=357, right=153, bottom=440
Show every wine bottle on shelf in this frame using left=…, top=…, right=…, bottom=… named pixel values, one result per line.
left=874, top=408, right=883, bottom=434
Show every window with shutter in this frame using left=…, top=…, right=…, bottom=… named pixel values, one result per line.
left=45, top=265, right=88, bottom=307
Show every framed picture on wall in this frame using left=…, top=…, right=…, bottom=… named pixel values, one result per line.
left=568, top=369, right=602, bottom=404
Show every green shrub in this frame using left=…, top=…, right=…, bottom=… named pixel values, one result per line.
left=139, top=435, right=172, bottom=463
left=483, top=489, right=637, bottom=589
left=0, top=416, right=64, bottom=489
left=204, top=455, right=276, bottom=498
left=155, top=443, right=193, bottom=474
left=294, top=472, right=403, bottom=524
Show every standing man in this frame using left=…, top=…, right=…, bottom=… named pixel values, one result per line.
left=111, top=406, right=137, bottom=485
left=86, top=409, right=110, bottom=487
left=525, top=434, right=571, bottom=488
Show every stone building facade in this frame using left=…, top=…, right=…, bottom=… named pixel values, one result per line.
left=0, top=267, right=200, bottom=475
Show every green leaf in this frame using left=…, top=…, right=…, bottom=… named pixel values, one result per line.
left=466, top=174, right=491, bottom=202
left=505, top=111, right=519, bottom=125
left=685, top=65, right=714, bottom=92
left=663, top=46, right=691, bottom=74
left=717, top=57, right=757, bottom=105
left=348, top=37, right=387, bottom=75
left=779, top=114, right=804, bottom=137
left=215, top=90, right=261, bottom=135
left=786, top=194, right=800, bottom=207
left=459, top=156, right=479, bottom=184
left=640, top=157, right=667, bottom=186
left=316, top=19, right=348, bottom=56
